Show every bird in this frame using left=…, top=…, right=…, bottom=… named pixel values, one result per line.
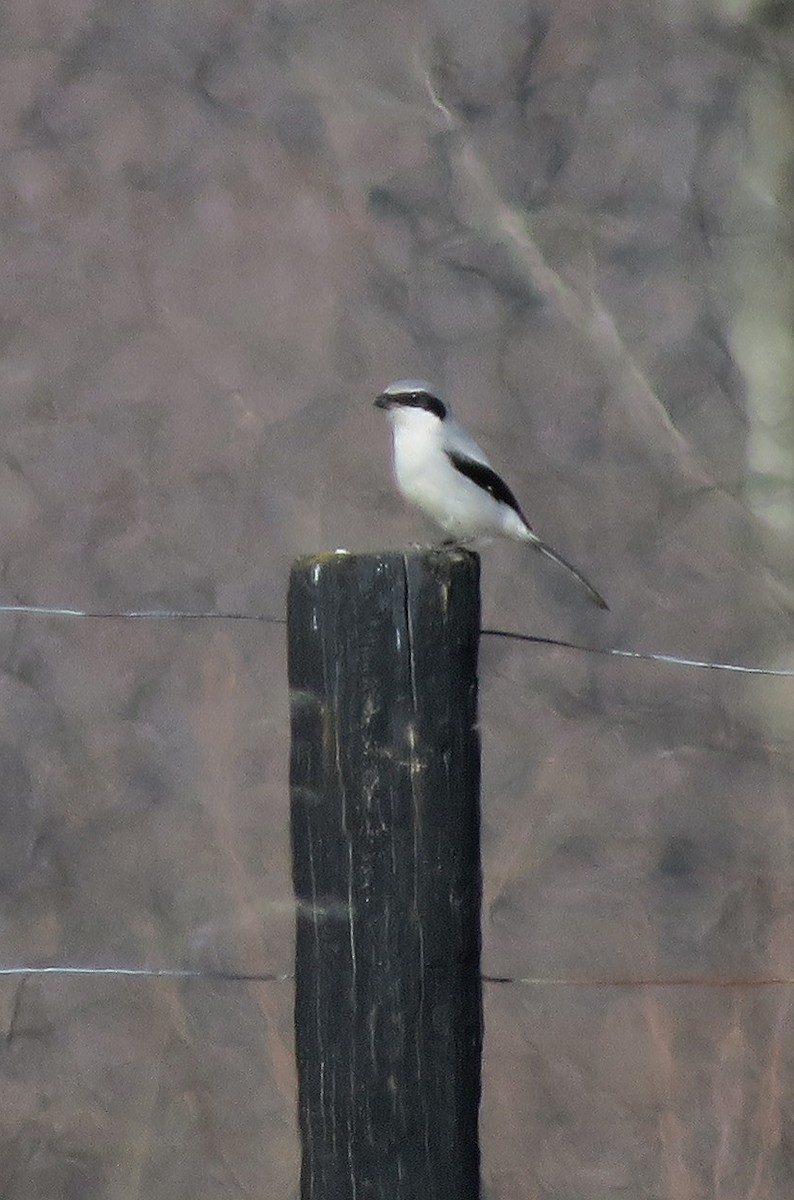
left=374, top=379, right=608, bottom=610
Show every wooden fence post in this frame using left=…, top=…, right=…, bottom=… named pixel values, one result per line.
left=288, top=549, right=482, bottom=1200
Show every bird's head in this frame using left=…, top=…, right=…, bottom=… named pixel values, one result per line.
left=374, top=380, right=448, bottom=427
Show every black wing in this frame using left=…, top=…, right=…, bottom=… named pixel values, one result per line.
left=447, top=450, right=609, bottom=609
left=446, top=451, right=528, bottom=521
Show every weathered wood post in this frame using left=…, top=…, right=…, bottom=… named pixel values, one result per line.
left=288, top=549, right=482, bottom=1200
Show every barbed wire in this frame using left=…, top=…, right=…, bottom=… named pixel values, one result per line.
left=1, top=601, right=791, bottom=678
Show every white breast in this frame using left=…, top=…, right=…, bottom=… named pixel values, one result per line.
left=389, top=409, right=521, bottom=539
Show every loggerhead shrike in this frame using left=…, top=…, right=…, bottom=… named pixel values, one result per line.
left=374, top=379, right=608, bottom=609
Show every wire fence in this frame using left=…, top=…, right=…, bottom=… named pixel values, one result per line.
left=2, top=967, right=794, bottom=988
left=2, top=601, right=792, bottom=677
left=1, top=593, right=790, bottom=991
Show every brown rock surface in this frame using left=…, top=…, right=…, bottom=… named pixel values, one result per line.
left=1, top=0, right=794, bottom=1196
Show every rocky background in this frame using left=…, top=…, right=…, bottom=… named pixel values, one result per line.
left=1, top=0, right=794, bottom=1196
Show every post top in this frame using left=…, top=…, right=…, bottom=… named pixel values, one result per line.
left=291, top=547, right=479, bottom=574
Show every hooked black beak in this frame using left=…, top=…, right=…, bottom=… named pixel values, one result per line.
left=374, top=393, right=392, bottom=410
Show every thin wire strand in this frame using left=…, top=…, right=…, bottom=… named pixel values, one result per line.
left=0, top=965, right=291, bottom=982
left=481, top=628, right=794, bottom=677
left=482, top=973, right=794, bottom=988
left=0, top=602, right=790, bottom=676
left=0, top=603, right=286, bottom=623
left=0, top=965, right=790, bottom=988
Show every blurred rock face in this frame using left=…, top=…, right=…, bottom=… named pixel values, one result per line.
left=1, top=0, right=794, bottom=1196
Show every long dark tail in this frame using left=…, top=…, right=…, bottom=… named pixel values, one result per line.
left=529, top=534, right=609, bottom=610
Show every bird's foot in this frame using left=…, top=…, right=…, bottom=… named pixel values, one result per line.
left=439, top=536, right=480, bottom=549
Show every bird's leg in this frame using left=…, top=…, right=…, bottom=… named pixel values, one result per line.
left=407, top=536, right=480, bottom=552
left=440, top=535, right=480, bottom=549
